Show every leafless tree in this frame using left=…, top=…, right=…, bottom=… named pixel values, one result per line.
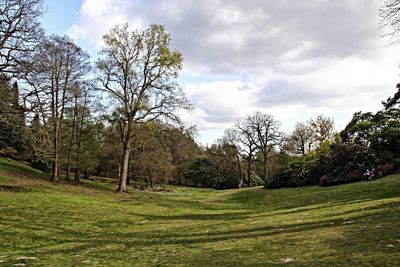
left=247, top=112, right=282, bottom=185
left=380, top=0, right=400, bottom=43
left=235, top=117, right=258, bottom=187
left=285, top=122, right=315, bottom=156
left=96, top=24, right=190, bottom=192
left=221, top=128, right=244, bottom=188
left=74, top=90, right=90, bottom=182
left=380, top=2, right=400, bottom=109
left=23, top=35, right=90, bottom=182
left=0, top=0, right=44, bottom=77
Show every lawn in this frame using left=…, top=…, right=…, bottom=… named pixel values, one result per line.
left=0, top=156, right=399, bottom=266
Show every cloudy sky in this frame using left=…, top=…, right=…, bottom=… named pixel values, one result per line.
left=42, top=0, right=400, bottom=145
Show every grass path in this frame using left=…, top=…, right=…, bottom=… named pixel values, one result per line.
left=0, top=157, right=399, bottom=266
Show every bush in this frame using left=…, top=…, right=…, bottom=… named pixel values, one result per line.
left=185, top=158, right=223, bottom=189
left=30, top=153, right=52, bottom=172
left=251, top=172, right=264, bottom=186
left=321, top=143, right=377, bottom=185
left=0, top=146, right=17, bottom=158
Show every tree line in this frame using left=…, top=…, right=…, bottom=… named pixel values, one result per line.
left=1, top=0, right=399, bottom=192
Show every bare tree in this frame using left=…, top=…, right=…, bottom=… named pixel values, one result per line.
left=380, top=2, right=400, bottom=109
left=0, top=0, right=44, bottom=76
left=23, top=35, right=90, bottom=182
left=221, top=128, right=244, bottom=188
left=380, top=0, right=400, bottom=43
left=235, top=117, right=258, bottom=187
left=285, top=122, right=315, bottom=156
left=247, top=112, right=282, bottom=185
left=65, top=87, right=78, bottom=180
left=96, top=24, right=190, bottom=192
left=74, top=90, right=90, bottom=182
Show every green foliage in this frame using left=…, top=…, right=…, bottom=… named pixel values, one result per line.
left=186, top=157, right=223, bottom=188
left=204, top=143, right=243, bottom=189
left=268, top=141, right=330, bottom=188
left=250, top=172, right=264, bottom=186
left=0, top=80, right=27, bottom=156
left=320, top=143, right=378, bottom=185
left=341, top=108, right=400, bottom=168
left=268, top=139, right=379, bottom=188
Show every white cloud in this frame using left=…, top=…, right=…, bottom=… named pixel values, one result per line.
left=69, top=0, right=400, bottom=144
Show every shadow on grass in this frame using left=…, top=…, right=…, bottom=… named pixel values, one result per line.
left=0, top=159, right=48, bottom=179
left=226, top=175, right=400, bottom=212
left=136, top=211, right=253, bottom=221
left=2, top=201, right=397, bottom=263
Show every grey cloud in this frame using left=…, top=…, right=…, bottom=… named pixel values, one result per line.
left=73, top=0, right=383, bottom=77
left=124, top=0, right=382, bottom=76
left=255, top=80, right=340, bottom=109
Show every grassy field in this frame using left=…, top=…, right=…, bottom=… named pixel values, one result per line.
left=0, top=156, right=399, bottom=266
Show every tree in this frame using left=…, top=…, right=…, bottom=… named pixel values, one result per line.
left=206, top=142, right=242, bottom=189
left=0, top=79, right=26, bottom=154
left=73, top=90, right=91, bottom=182
left=28, top=112, right=51, bottom=171
left=65, top=86, right=79, bottom=180
left=62, top=92, right=99, bottom=182
left=309, top=115, right=334, bottom=145
left=383, top=83, right=400, bottom=110
left=380, top=0, right=400, bottom=43
left=221, top=128, right=244, bottom=187
left=0, top=0, right=44, bottom=76
left=186, top=157, right=223, bottom=189
left=341, top=109, right=400, bottom=162
left=23, top=35, right=90, bottom=182
left=285, top=122, right=315, bottom=156
left=130, top=122, right=174, bottom=188
left=247, top=112, right=282, bottom=185
left=235, top=117, right=258, bottom=186
left=96, top=23, right=190, bottom=192
left=167, top=125, right=199, bottom=185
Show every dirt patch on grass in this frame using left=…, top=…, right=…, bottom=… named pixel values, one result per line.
left=131, top=185, right=174, bottom=193
left=0, top=185, right=31, bottom=192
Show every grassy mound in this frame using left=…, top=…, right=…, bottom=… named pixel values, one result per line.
left=0, top=157, right=399, bottom=266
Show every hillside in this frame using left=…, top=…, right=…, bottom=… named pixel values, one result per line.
left=0, top=157, right=399, bottom=266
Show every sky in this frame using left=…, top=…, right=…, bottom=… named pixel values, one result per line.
left=41, top=0, right=400, bottom=145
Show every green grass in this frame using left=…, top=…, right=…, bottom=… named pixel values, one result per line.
left=0, top=157, right=399, bottom=266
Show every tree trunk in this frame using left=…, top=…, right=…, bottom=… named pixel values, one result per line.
left=51, top=153, right=59, bottom=182
left=66, top=96, right=78, bottom=180
left=74, top=93, right=87, bottom=183
left=247, top=155, right=252, bottom=187
left=149, top=172, right=153, bottom=188
left=263, top=153, right=269, bottom=185
left=74, top=148, right=81, bottom=182
left=51, top=123, right=59, bottom=182
left=236, top=154, right=243, bottom=188
left=83, top=166, right=88, bottom=179
left=126, top=155, right=132, bottom=185
left=177, top=165, right=182, bottom=185
left=118, top=144, right=130, bottom=192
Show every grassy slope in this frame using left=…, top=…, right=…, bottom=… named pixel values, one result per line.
left=0, top=157, right=399, bottom=267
